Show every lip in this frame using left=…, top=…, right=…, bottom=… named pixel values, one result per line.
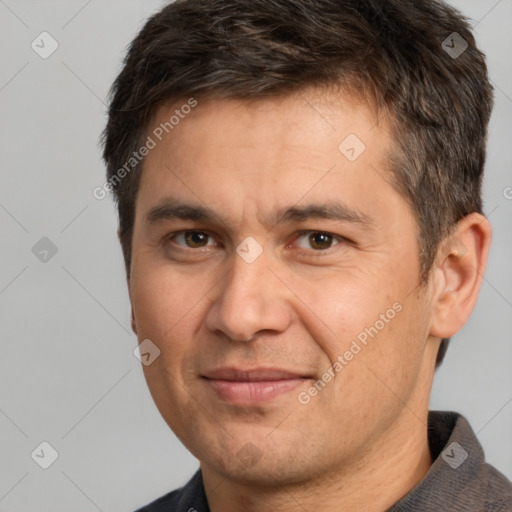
left=202, top=367, right=310, bottom=405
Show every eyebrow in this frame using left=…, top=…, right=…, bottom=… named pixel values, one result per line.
left=145, top=199, right=373, bottom=229
left=146, top=202, right=216, bottom=224
left=270, top=203, right=373, bottom=227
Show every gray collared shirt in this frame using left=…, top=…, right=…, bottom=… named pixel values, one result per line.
left=135, top=411, right=512, bottom=511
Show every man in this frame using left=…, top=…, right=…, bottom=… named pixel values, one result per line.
left=102, top=0, right=512, bottom=510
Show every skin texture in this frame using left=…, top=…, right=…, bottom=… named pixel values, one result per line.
left=127, top=89, right=491, bottom=512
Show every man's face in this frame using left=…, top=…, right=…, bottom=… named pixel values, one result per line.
left=129, top=90, right=438, bottom=484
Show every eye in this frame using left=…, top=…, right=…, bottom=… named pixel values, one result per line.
left=293, top=231, right=342, bottom=251
left=171, top=231, right=216, bottom=248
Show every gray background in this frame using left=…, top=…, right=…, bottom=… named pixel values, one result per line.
left=0, top=0, right=510, bottom=510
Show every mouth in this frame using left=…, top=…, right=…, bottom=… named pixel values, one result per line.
left=201, top=367, right=311, bottom=405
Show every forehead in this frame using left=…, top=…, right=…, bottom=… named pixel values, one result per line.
left=136, top=89, right=402, bottom=227
left=147, top=89, right=386, bottom=155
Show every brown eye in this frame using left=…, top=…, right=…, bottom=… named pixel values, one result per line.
left=173, top=231, right=213, bottom=248
left=307, top=232, right=334, bottom=250
left=293, top=231, right=340, bottom=251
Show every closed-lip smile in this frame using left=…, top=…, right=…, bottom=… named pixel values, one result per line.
left=201, top=367, right=311, bottom=405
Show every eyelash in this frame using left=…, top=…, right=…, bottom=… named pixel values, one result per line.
left=164, top=230, right=349, bottom=258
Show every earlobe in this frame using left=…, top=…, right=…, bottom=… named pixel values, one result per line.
left=429, top=213, right=492, bottom=339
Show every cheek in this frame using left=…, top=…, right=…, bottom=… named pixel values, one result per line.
left=130, top=265, right=206, bottom=347
left=289, top=270, right=396, bottom=359
left=130, top=267, right=207, bottom=424
left=299, top=268, right=428, bottom=397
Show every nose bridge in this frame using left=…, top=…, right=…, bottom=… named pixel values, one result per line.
left=205, top=243, right=290, bottom=341
left=232, top=242, right=273, bottom=297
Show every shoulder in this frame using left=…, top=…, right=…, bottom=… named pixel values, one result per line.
left=482, top=463, right=512, bottom=511
left=390, top=411, right=512, bottom=511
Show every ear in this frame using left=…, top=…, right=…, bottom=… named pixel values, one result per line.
left=117, top=226, right=137, bottom=334
left=117, top=228, right=137, bottom=334
left=130, top=305, right=138, bottom=335
left=126, top=281, right=138, bottom=335
left=429, top=213, right=492, bottom=338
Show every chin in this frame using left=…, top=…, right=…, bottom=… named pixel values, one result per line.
left=198, top=434, right=323, bottom=488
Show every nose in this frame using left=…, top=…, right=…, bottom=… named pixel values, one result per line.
left=204, top=245, right=292, bottom=342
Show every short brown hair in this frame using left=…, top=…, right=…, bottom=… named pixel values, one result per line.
left=102, top=0, right=494, bottom=367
